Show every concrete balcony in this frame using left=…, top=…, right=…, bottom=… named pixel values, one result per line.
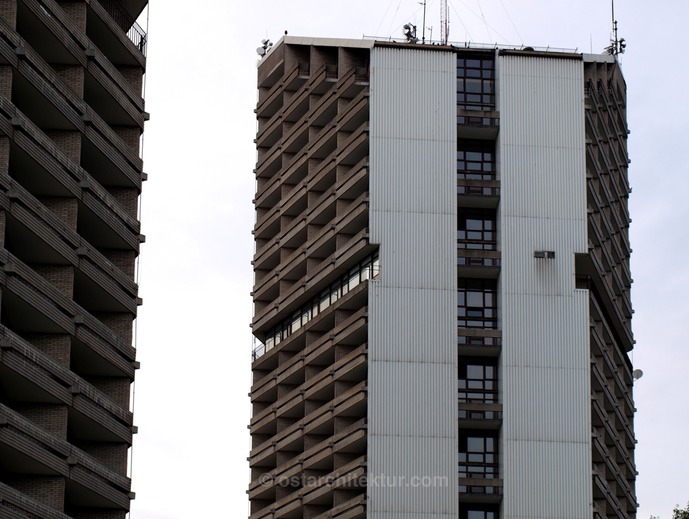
left=88, top=0, right=148, bottom=64
left=250, top=392, right=366, bottom=468
left=1, top=179, right=139, bottom=314
left=1, top=102, right=142, bottom=251
left=0, top=30, right=143, bottom=189
left=458, top=403, right=502, bottom=430
left=458, top=477, right=503, bottom=504
left=249, top=420, right=366, bottom=518
left=0, top=481, right=72, bottom=519
left=457, top=179, right=500, bottom=209
left=251, top=303, right=366, bottom=380
left=15, top=0, right=146, bottom=123
left=457, top=108, right=499, bottom=139
left=0, top=251, right=136, bottom=378
left=251, top=345, right=367, bottom=439
left=252, top=234, right=374, bottom=334
left=457, top=249, right=500, bottom=278
left=0, top=404, right=132, bottom=511
left=458, top=328, right=501, bottom=357
left=312, top=494, right=365, bottom=519
left=0, top=326, right=134, bottom=443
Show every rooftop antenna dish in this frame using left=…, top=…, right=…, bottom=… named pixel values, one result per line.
left=256, top=38, right=273, bottom=58
left=632, top=369, right=643, bottom=381
left=403, top=23, right=418, bottom=44
left=608, top=0, right=626, bottom=56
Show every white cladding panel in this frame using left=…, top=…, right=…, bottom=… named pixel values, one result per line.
left=498, top=55, right=592, bottom=519
left=368, top=47, right=457, bottom=517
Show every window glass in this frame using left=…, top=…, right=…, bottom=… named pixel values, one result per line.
left=457, top=54, right=495, bottom=111
left=457, top=209, right=497, bottom=250
left=320, top=290, right=330, bottom=312
left=467, top=437, right=484, bottom=452
left=466, top=365, right=483, bottom=378
left=256, top=252, right=380, bottom=359
left=457, top=140, right=496, bottom=181
left=457, top=278, right=497, bottom=328
left=292, top=312, right=302, bottom=333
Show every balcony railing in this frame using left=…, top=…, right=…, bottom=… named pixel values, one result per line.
left=458, top=256, right=500, bottom=269
left=97, top=0, right=148, bottom=55
left=458, top=185, right=500, bottom=198
left=458, top=331, right=501, bottom=347
left=458, top=114, right=499, bottom=127
left=459, top=483, right=503, bottom=497
left=457, top=106, right=499, bottom=128
left=458, top=387, right=498, bottom=405
left=459, top=459, right=498, bottom=480
left=459, top=409, right=502, bottom=421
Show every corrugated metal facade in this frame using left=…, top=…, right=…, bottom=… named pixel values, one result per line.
left=498, top=55, right=592, bottom=519
left=368, top=47, right=457, bottom=517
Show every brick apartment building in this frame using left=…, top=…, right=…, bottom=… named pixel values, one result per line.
left=0, top=0, right=147, bottom=517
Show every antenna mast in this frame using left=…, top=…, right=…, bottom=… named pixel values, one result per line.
left=421, top=0, right=427, bottom=44
left=609, top=0, right=626, bottom=56
left=440, top=0, right=449, bottom=45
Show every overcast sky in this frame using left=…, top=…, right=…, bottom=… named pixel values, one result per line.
left=130, top=1, right=689, bottom=517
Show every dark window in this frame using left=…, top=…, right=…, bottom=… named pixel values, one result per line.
left=457, top=55, right=495, bottom=111
left=458, top=208, right=496, bottom=250
left=458, top=278, right=497, bottom=329
left=457, top=140, right=495, bottom=181
left=459, top=359, right=497, bottom=403
left=459, top=432, right=498, bottom=479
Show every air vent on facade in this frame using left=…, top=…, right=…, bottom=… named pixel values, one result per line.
left=534, top=250, right=555, bottom=259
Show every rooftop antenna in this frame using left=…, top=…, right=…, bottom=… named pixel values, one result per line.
left=403, top=23, right=418, bottom=43
left=421, top=0, right=427, bottom=44
left=440, top=0, right=449, bottom=45
left=256, top=39, right=272, bottom=58
left=608, top=0, right=626, bottom=56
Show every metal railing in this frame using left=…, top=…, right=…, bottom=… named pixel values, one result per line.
left=457, top=114, right=499, bottom=127
left=458, top=409, right=503, bottom=421
left=459, top=449, right=499, bottom=480
left=458, top=256, right=500, bottom=269
left=457, top=333, right=501, bottom=347
left=97, top=0, right=148, bottom=55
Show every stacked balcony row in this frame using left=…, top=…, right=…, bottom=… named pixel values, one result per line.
left=0, top=0, right=146, bottom=517
left=590, top=295, right=637, bottom=518
left=251, top=43, right=371, bottom=519
left=584, top=74, right=633, bottom=346
left=253, top=58, right=370, bottom=338
left=583, top=61, right=636, bottom=519
left=457, top=51, right=502, bottom=519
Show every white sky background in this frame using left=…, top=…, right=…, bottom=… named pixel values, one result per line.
left=131, top=0, right=689, bottom=517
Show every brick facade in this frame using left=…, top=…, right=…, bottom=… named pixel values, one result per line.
left=56, top=1, right=87, bottom=32
left=0, top=0, right=17, bottom=30
left=0, top=0, right=147, bottom=516
left=23, top=333, right=72, bottom=368
left=53, top=65, right=85, bottom=99
left=39, top=196, right=79, bottom=231
left=8, top=477, right=66, bottom=510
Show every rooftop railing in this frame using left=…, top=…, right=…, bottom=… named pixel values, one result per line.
left=97, top=0, right=148, bottom=55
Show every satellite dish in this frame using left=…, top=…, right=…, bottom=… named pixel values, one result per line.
left=403, top=23, right=418, bottom=44
left=632, top=369, right=643, bottom=381
left=256, top=39, right=273, bottom=58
